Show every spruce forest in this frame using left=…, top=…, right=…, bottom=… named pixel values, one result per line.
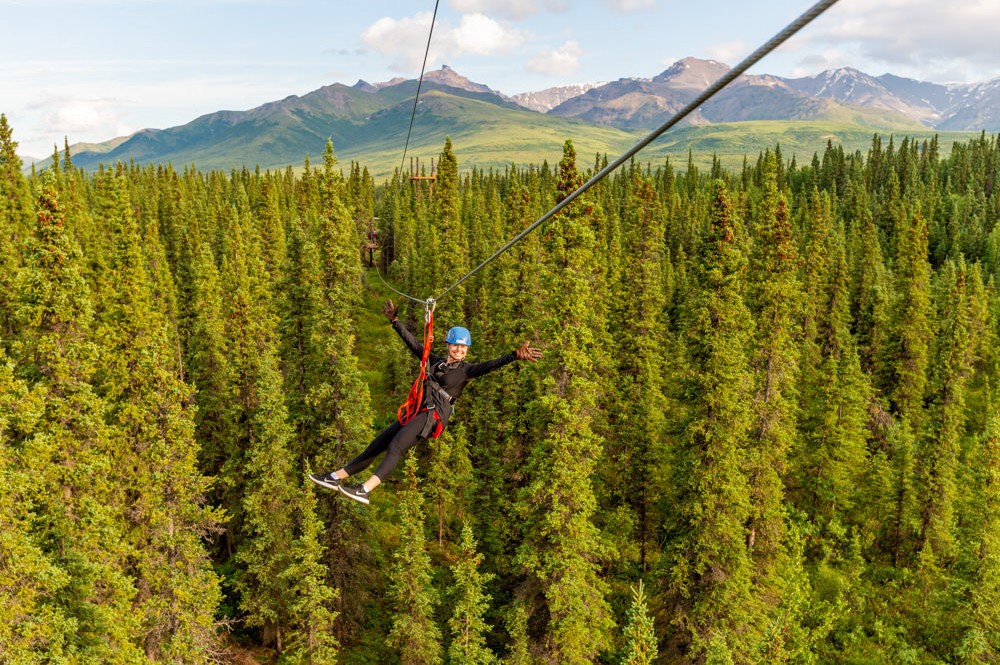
left=3, top=111, right=1000, bottom=663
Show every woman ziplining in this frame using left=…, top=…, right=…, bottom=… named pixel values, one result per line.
left=308, top=0, right=840, bottom=506
left=310, top=298, right=542, bottom=504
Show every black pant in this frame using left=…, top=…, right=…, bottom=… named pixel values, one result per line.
left=343, top=412, right=431, bottom=481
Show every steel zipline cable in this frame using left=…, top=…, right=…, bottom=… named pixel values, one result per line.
left=431, top=0, right=841, bottom=304
left=398, top=0, right=441, bottom=181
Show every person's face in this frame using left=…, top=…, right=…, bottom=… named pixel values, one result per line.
left=447, top=343, right=468, bottom=363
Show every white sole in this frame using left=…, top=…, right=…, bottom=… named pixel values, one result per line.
left=308, top=474, right=341, bottom=491
left=338, top=486, right=370, bottom=505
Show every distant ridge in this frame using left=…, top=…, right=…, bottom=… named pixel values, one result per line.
left=511, top=82, right=607, bottom=113
left=783, top=67, right=1000, bottom=130
left=542, top=57, right=1000, bottom=132
left=43, top=59, right=996, bottom=175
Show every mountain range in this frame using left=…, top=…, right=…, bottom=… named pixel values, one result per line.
left=48, top=58, right=999, bottom=176
left=538, top=58, right=1000, bottom=131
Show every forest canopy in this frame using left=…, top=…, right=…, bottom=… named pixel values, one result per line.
left=3, top=111, right=1000, bottom=663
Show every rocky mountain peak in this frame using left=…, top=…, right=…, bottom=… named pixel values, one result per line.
left=422, top=65, right=496, bottom=95
left=511, top=82, right=607, bottom=113
left=653, top=57, right=730, bottom=89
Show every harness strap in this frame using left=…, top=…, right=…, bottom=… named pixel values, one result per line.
left=397, top=300, right=435, bottom=426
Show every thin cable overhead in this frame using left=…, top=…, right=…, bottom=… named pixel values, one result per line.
left=374, top=259, right=427, bottom=304
left=433, top=0, right=840, bottom=304
left=373, top=0, right=442, bottom=305
left=398, top=0, right=442, bottom=179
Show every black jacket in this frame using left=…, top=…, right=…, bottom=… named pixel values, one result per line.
left=392, top=320, right=517, bottom=429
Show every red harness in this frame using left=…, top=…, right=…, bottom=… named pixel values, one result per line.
left=396, top=305, right=444, bottom=438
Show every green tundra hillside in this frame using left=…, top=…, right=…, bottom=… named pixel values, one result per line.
left=62, top=74, right=981, bottom=177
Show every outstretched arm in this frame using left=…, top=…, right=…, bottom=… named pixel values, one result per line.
left=466, top=340, right=542, bottom=378
left=382, top=300, right=441, bottom=363
left=384, top=299, right=432, bottom=361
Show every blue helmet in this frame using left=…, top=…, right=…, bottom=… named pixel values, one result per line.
left=445, top=326, right=472, bottom=346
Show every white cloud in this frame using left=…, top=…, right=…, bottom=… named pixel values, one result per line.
left=3, top=59, right=305, bottom=156
left=449, top=0, right=569, bottom=21
left=526, top=41, right=583, bottom=77
left=362, top=12, right=526, bottom=72
left=361, top=13, right=434, bottom=71
left=788, top=0, right=1000, bottom=82
left=450, top=14, right=524, bottom=55
left=41, top=99, right=132, bottom=140
left=788, top=48, right=852, bottom=78
left=705, top=40, right=746, bottom=66
left=603, top=0, right=654, bottom=12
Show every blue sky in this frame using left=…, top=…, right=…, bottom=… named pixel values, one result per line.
left=3, top=0, right=999, bottom=158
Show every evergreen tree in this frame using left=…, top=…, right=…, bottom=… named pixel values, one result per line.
left=0, top=347, right=75, bottom=660
left=278, top=478, right=340, bottom=665
left=258, top=175, right=288, bottom=286
left=746, top=151, right=801, bottom=575
left=277, top=212, right=377, bottom=645
left=664, top=180, right=760, bottom=661
left=447, top=523, right=496, bottom=665
left=12, top=172, right=143, bottom=661
left=96, top=173, right=222, bottom=660
left=846, top=182, right=891, bottom=378
left=185, top=241, right=230, bottom=498
left=304, top=139, right=371, bottom=467
left=141, top=210, right=181, bottom=342
left=295, top=144, right=378, bottom=646
left=387, top=458, right=443, bottom=665
left=880, top=204, right=933, bottom=560
left=607, top=171, right=668, bottom=573
left=798, top=188, right=833, bottom=351
left=919, top=259, right=973, bottom=560
left=0, top=113, right=31, bottom=339
left=619, top=581, right=658, bottom=665
left=886, top=205, right=933, bottom=427
left=465, top=170, right=543, bottom=586
left=218, top=197, right=337, bottom=657
left=277, top=215, right=324, bottom=458
left=516, top=140, right=614, bottom=664
left=426, top=423, right=474, bottom=546
left=433, top=137, right=470, bottom=326
left=744, top=152, right=816, bottom=656
left=792, top=220, right=871, bottom=535
left=960, top=411, right=1000, bottom=661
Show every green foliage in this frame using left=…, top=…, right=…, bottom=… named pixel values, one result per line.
left=664, top=180, right=761, bottom=661
left=278, top=479, right=340, bottom=664
left=447, top=523, right=496, bottom=665
left=746, top=151, right=801, bottom=576
left=0, top=347, right=75, bottom=661
left=619, top=581, right=658, bottom=665
left=514, top=140, right=614, bottom=664
left=960, top=412, right=1000, bottom=662
left=0, top=119, right=29, bottom=342
left=387, top=458, right=443, bottom=664
left=95, top=172, right=223, bottom=660
left=8, top=175, right=143, bottom=662
left=4, top=111, right=1000, bottom=663
left=607, top=168, right=669, bottom=574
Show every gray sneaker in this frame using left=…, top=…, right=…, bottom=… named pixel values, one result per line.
left=339, top=484, right=370, bottom=505
left=309, top=472, right=343, bottom=491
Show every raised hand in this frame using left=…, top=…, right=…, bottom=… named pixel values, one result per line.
left=516, top=340, right=542, bottom=362
left=383, top=299, right=398, bottom=323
